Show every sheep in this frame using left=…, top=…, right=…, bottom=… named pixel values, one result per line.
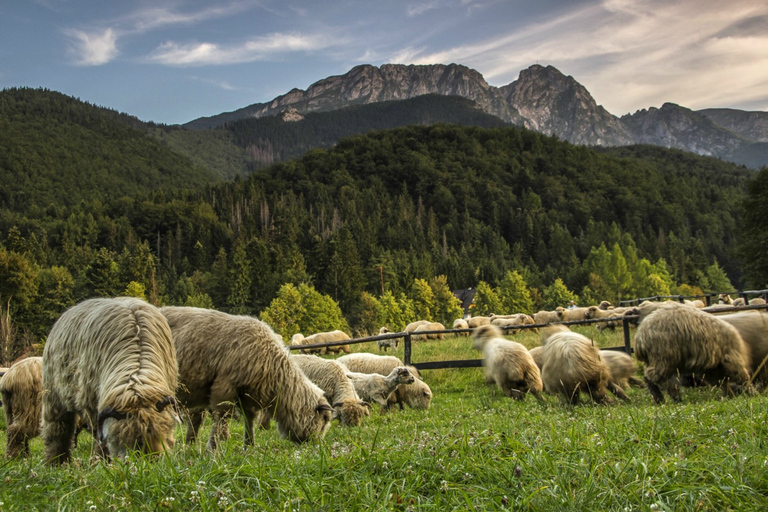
left=528, top=346, right=544, bottom=371
left=453, top=318, right=470, bottom=336
left=749, top=298, right=767, bottom=305
left=405, top=320, right=430, bottom=333
left=533, top=310, right=560, bottom=325
left=1, top=357, right=42, bottom=458
left=42, top=297, right=179, bottom=465
left=305, top=330, right=352, bottom=354
left=633, top=304, right=753, bottom=404
left=336, top=353, right=430, bottom=410
left=291, top=333, right=325, bottom=355
left=718, top=294, right=746, bottom=307
left=376, top=327, right=399, bottom=352
left=413, top=322, right=446, bottom=341
left=556, top=307, right=589, bottom=323
left=716, top=311, right=768, bottom=386
left=539, top=325, right=628, bottom=405
left=585, top=306, right=631, bottom=331
left=466, top=316, right=491, bottom=328
left=597, top=301, right=613, bottom=310
left=161, top=307, right=332, bottom=448
left=599, top=350, right=644, bottom=389
left=345, top=367, right=415, bottom=413
left=290, top=355, right=369, bottom=426
left=471, top=325, right=544, bottom=402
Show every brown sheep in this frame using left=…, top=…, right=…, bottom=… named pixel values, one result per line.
left=1, top=357, right=42, bottom=458
left=634, top=305, right=753, bottom=404
left=42, top=298, right=179, bottom=465
left=540, top=325, right=628, bottom=405
left=291, top=354, right=369, bottom=426
left=161, top=307, right=332, bottom=449
left=471, top=325, right=544, bottom=402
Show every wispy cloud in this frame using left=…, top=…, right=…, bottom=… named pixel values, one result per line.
left=388, top=0, right=768, bottom=112
left=148, top=33, right=339, bottom=66
left=407, top=1, right=440, bottom=17
left=127, top=1, right=262, bottom=32
left=65, top=27, right=119, bottom=66
left=188, top=75, right=242, bottom=91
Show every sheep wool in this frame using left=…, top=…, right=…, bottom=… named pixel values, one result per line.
left=1, top=357, right=42, bottom=458
left=42, top=297, right=179, bottom=465
left=161, top=307, right=332, bottom=448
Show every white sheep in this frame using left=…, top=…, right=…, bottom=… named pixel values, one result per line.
left=452, top=318, right=470, bottom=336
left=413, top=322, right=446, bottom=341
left=161, top=306, right=333, bottom=448
left=42, top=297, right=179, bottom=464
left=471, top=325, right=544, bottom=402
left=556, top=307, right=589, bottom=323
left=533, top=310, right=560, bottom=325
left=466, top=316, right=491, bottom=328
left=376, top=326, right=399, bottom=352
left=346, top=367, right=415, bottom=413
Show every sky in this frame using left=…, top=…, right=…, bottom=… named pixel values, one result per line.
left=2, top=0, right=767, bottom=125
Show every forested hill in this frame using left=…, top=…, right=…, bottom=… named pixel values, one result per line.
left=0, top=87, right=218, bottom=213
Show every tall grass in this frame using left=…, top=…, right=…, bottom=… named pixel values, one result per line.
left=1, top=327, right=767, bottom=511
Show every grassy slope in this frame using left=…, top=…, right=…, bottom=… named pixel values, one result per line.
left=2, top=327, right=767, bottom=511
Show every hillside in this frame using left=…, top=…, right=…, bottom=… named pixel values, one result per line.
left=0, top=87, right=218, bottom=213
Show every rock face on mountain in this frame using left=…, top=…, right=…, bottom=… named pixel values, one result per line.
left=184, top=62, right=767, bottom=168
left=500, top=65, right=632, bottom=146
left=621, top=103, right=747, bottom=157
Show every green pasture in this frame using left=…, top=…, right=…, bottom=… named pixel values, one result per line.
left=1, top=326, right=767, bottom=511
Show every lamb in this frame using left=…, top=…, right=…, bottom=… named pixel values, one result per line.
left=539, top=325, right=628, bottom=405
left=452, top=318, right=470, bottom=336
left=471, top=325, right=544, bottom=402
left=466, top=316, right=491, bottom=328
left=599, top=350, right=644, bottom=389
left=336, top=353, right=431, bottom=410
left=1, top=357, right=42, bottom=458
left=161, top=307, right=332, bottom=448
left=290, top=355, right=370, bottom=426
left=376, top=327, right=399, bottom=351
left=42, top=297, right=179, bottom=465
left=633, top=304, right=753, bottom=404
left=345, top=367, right=415, bottom=413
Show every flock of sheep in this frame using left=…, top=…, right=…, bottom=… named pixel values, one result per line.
left=1, top=293, right=767, bottom=464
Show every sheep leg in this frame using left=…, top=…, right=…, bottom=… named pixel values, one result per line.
left=206, top=410, right=232, bottom=452
left=41, top=409, right=78, bottom=465
left=241, top=407, right=257, bottom=447
left=5, top=423, right=27, bottom=459
left=184, top=410, right=204, bottom=444
left=257, top=408, right=273, bottom=429
left=607, top=382, right=630, bottom=402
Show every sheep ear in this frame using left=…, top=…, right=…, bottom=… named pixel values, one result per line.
left=156, top=396, right=178, bottom=412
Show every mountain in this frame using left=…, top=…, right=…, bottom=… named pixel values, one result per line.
left=184, top=63, right=768, bottom=169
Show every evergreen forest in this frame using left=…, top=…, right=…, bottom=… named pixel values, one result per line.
left=1, top=87, right=765, bottom=363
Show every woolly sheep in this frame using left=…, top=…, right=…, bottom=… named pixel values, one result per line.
left=717, top=311, right=768, bottom=385
left=291, top=333, right=325, bottom=355
left=556, top=307, right=589, bottom=323
left=471, top=325, right=544, bottom=402
left=453, top=318, right=470, bottom=336
left=376, top=327, right=399, bottom=352
left=305, top=330, right=352, bottom=354
left=161, top=307, right=333, bottom=448
left=466, top=316, right=491, bottom=328
left=405, top=320, right=430, bottom=333
left=336, top=353, right=430, bottom=410
left=719, top=294, right=746, bottom=307
left=539, top=325, right=628, bottom=405
left=290, top=354, right=369, bottom=426
left=597, top=301, right=613, bottom=310
left=749, top=298, right=767, bottom=305
left=413, top=322, right=446, bottom=341
left=599, top=350, right=644, bottom=390
left=1, top=357, right=42, bottom=458
left=346, top=367, right=415, bottom=413
left=42, top=298, right=179, bottom=465
left=533, top=310, right=560, bottom=325
left=528, top=346, right=544, bottom=371
left=634, top=304, right=753, bottom=404
left=585, top=306, right=631, bottom=331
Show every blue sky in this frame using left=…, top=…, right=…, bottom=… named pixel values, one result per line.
left=2, top=0, right=767, bottom=125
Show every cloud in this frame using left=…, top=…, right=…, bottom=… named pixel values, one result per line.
left=148, top=33, right=339, bottom=66
left=128, top=1, right=263, bottom=33
left=65, top=27, right=119, bottom=66
left=407, top=1, right=441, bottom=17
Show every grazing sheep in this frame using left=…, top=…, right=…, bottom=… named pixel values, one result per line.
left=528, top=346, right=544, bottom=371
left=634, top=305, right=753, bottom=404
left=413, top=322, right=446, bottom=341
left=405, top=320, right=430, bottom=333
left=346, top=367, right=415, bottom=413
left=466, top=316, right=491, bottom=328
left=337, top=353, right=430, bottom=410
left=749, top=298, right=767, bottom=305
left=453, top=318, right=470, bottom=336
left=556, top=307, right=589, bottom=323
left=376, top=327, right=399, bottom=352
left=42, top=298, right=179, bottom=465
left=533, top=310, right=560, bottom=325
left=161, top=307, right=332, bottom=448
left=387, top=378, right=433, bottom=410
left=1, top=357, right=42, bottom=458
left=585, top=306, right=631, bottom=331
left=599, top=350, right=644, bottom=389
left=540, top=325, right=628, bottom=405
left=305, top=330, right=352, bottom=354
left=471, top=325, right=544, bottom=402
left=290, top=355, right=369, bottom=426
left=717, top=311, right=768, bottom=385
left=291, top=333, right=326, bottom=355
left=337, top=353, right=408, bottom=375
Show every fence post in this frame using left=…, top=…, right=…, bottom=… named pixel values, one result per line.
left=404, top=332, right=412, bottom=366
left=622, top=317, right=632, bottom=354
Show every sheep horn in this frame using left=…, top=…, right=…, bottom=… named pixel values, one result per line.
left=316, top=403, right=333, bottom=413
left=156, top=396, right=178, bottom=412
left=97, top=407, right=127, bottom=441
left=359, top=401, right=370, bottom=408
left=332, top=402, right=344, bottom=408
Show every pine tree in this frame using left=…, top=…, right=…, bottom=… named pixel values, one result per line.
left=472, top=281, right=502, bottom=316
left=497, top=270, right=534, bottom=314
left=429, top=275, right=463, bottom=326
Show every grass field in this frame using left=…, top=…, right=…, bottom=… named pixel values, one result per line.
left=2, top=326, right=768, bottom=511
